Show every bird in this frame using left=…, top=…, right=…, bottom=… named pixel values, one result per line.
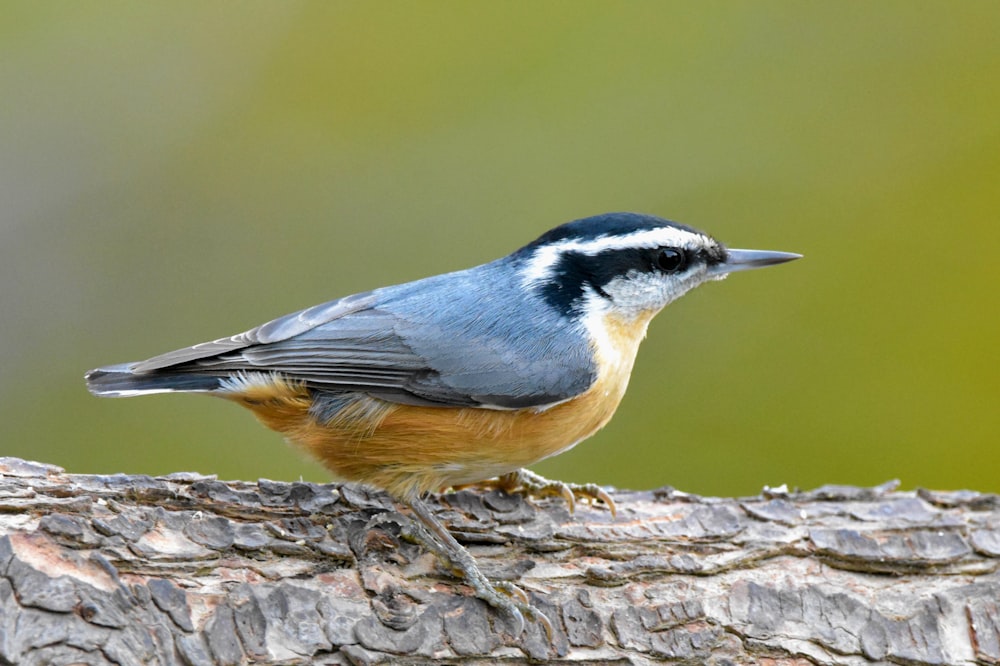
left=85, top=211, right=800, bottom=636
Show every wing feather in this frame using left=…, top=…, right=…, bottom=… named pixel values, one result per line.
left=127, top=270, right=596, bottom=409
left=131, top=292, right=377, bottom=372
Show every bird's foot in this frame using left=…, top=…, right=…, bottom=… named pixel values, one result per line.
left=453, top=559, right=554, bottom=640
left=403, top=496, right=553, bottom=640
left=489, top=468, right=616, bottom=517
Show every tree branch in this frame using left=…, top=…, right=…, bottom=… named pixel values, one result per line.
left=1, top=456, right=998, bottom=665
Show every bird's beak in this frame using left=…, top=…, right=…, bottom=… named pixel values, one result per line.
left=710, top=248, right=802, bottom=276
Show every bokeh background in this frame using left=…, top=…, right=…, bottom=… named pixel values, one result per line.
left=2, top=2, right=997, bottom=496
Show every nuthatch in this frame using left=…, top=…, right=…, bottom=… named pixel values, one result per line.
left=86, top=212, right=799, bottom=635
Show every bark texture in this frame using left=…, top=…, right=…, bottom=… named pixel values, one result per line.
left=0, top=456, right=998, bottom=665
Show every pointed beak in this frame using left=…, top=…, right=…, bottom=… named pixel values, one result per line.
left=710, top=248, right=802, bottom=276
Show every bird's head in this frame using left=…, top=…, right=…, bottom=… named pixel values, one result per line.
left=516, top=212, right=800, bottom=324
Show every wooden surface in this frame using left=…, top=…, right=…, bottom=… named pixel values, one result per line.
left=1, top=456, right=998, bottom=665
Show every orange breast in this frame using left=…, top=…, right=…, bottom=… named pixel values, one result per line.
left=227, top=310, right=653, bottom=500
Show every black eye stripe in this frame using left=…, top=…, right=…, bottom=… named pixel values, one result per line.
left=535, top=246, right=695, bottom=313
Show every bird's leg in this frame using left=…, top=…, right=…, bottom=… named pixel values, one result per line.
left=489, top=468, right=617, bottom=517
left=403, top=495, right=553, bottom=639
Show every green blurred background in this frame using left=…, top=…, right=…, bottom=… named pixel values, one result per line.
left=2, top=2, right=997, bottom=496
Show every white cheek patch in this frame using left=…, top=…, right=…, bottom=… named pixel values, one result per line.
left=601, top=272, right=665, bottom=312
left=578, top=289, right=617, bottom=363
left=599, top=263, right=712, bottom=318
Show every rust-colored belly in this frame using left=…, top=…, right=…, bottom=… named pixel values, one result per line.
left=228, top=310, right=652, bottom=500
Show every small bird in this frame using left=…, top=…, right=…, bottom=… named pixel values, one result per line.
left=86, top=212, right=799, bottom=634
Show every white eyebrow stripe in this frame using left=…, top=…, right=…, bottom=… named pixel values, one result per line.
left=519, top=227, right=711, bottom=286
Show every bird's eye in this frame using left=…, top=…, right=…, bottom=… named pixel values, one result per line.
left=656, top=248, right=687, bottom=273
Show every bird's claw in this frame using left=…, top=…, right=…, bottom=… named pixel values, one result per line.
left=495, top=580, right=530, bottom=605
left=485, top=581, right=554, bottom=640
left=403, top=497, right=554, bottom=641
left=492, top=468, right=617, bottom=517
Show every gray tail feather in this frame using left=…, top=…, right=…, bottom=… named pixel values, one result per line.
left=85, top=363, right=223, bottom=397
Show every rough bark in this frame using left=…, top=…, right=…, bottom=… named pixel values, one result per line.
left=0, top=456, right=998, bottom=665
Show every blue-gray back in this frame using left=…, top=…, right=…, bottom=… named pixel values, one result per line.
left=131, top=258, right=596, bottom=409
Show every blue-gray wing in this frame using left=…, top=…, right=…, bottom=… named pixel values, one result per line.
left=128, top=273, right=596, bottom=409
